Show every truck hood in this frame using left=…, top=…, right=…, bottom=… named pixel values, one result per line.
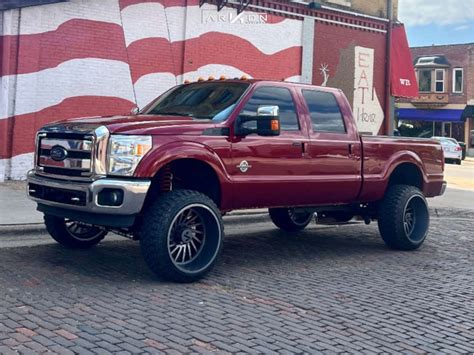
left=42, top=114, right=219, bottom=135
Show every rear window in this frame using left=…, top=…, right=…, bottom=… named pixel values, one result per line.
left=302, top=90, right=346, bottom=133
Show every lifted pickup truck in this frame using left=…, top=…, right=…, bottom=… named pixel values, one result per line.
left=27, top=79, right=446, bottom=282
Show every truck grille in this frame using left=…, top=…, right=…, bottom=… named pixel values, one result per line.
left=36, top=133, right=94, bottom=177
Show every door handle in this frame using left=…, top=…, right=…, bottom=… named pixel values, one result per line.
left=292, top=141, right=307, bottom=155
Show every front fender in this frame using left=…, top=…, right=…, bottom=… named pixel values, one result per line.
left=135, top=140, right=231, bottom=181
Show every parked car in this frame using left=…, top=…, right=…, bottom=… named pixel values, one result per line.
left=27, top=79, right=446, bottom=282
left=431, top=136, right=462, bottom=165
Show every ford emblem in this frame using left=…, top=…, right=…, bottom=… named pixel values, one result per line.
left=50, top=145, right=68, bottom=162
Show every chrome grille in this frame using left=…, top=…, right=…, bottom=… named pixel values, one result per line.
left=36, top=133, right=94, bottom=177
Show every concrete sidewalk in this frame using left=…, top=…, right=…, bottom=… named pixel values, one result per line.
left=0, top=181, right=43, bottom=226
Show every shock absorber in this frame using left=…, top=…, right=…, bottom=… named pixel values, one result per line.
left=159, top=165, right=173, bottom=193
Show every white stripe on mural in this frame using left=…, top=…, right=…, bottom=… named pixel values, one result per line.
left=1, top=59, right=136, bottom=119
left=0, top=152, right=34, bottom=181
left=3, top=0, right=122, bottom=36
left=121, top=3, right=303, bottom=54
left=285, top=75, right=303, bottom=83
left=121, top=2, right=186, bottom=46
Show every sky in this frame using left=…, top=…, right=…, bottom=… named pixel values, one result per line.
left=398, top=0, right=474, bottom=47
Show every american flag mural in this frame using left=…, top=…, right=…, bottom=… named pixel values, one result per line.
left=0, top=0, right=303, bottom=180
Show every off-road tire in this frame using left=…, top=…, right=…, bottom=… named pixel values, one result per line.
left=378, top=184, right=429, bottom=250
left=44, top=214, right=107, bottom=249
left=269, top=208, right=313, bottom=232
left=140, top=189, right=224, bottom=283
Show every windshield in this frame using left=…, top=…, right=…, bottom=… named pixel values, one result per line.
left=143, top=82, right=249, bottom=121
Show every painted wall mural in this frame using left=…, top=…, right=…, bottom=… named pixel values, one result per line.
left=0, top=0, right=303, bottom=179
left=0, top=0, right=388, bottom=180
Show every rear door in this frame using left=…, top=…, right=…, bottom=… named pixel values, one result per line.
left=230, top=85, right=313, bottom=209
left=299, top=89, right=362, bottom=204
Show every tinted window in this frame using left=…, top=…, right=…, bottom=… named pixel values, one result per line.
left=302, top=90, right=346, bottom=133
left=240, top=87, right=299, bottom=131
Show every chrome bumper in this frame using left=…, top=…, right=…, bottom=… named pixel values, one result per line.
left=26, top=170, right=151, bottom=215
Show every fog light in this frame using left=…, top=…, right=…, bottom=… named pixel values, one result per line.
left=97, top=189, right=124, bottom=207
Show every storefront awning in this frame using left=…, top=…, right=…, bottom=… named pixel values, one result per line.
left=397, top=108, right=465, bottom=122
left=391, top=24, right=419, bottom=98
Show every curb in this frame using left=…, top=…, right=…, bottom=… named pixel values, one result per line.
left=0, top=207, right=470, bottom=235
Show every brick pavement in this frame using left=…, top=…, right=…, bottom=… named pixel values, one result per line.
left=0, top=211, right=473, bottom=353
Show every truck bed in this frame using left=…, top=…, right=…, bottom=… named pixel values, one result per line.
left=358, top=135, right=445, bottom=202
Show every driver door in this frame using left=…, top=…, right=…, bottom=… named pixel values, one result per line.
left=230, top=85, right=312, bottom=209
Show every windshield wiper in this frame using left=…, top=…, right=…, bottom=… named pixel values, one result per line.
left=153, top=111, right=194, bottom=117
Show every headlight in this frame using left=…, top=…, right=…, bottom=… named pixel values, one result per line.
left=108, top=135, right=152, bottom=176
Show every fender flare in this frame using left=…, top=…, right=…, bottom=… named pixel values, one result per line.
left=134, top=141, right=231, bottom=186
left=381, top=150, right=428, bottom=191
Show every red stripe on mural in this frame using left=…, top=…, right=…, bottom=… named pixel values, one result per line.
left=0, top=20, right=128, bottom=77
left=127, top=38, right=184, bottom=81
left=128, top=32, right=301, bottom=83
left=0, top=96, right=135, bottom=158
left=119, top=0, right=195, bottom=10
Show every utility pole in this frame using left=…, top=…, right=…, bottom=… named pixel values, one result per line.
left=384, top=0, right=394, bottom=136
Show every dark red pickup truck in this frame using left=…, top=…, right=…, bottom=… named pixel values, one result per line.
left=27, top=79, right=446, bottom=282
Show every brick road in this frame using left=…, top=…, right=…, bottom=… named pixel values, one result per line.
left=0, top=209, right=473, bottom=354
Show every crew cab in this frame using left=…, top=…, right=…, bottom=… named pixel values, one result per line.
left=27, top=79, right=446, bottom=282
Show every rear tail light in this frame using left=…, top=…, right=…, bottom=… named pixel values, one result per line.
left=455, top=146, right=462, bottom=151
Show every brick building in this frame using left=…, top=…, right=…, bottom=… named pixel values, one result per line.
left=396, top=43, right=474, bottom=156
left=0, top=0, right=398, bottom=180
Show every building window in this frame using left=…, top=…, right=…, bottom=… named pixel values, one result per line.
left=435, top=69, right=445, bottom=93
left=417, top=70, right=432, bottom=92
left=453, top=68, right=463, bottom=93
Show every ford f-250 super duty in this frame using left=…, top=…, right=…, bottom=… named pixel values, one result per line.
left=27, top=79, right=446, bottom=282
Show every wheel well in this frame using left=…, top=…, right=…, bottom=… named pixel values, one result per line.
left=145, top=159, right=222, bottom=208
left=388, top=163, right=423, bottom=191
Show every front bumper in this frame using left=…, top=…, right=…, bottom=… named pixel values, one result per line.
left=27, top=170, right=151, bottom=226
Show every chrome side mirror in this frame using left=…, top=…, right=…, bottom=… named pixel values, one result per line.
left=257, top=105, right=279, bottom=117
left=256, top=105, right=280, bottom=136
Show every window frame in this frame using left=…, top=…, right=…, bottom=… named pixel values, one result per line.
left=238, top=85, right=301, bottom=132
left=434, top=69, right=445, bottom=93
left=301, top=89, right=347, bottom=134
left=452, top=68, right=464, bottom=94
left=417, top=69, right=432, bottom=93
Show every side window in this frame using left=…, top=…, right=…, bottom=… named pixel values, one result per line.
left=239, top=86, right=299, bottom=131
left=302, top=90, right=346, bottom=133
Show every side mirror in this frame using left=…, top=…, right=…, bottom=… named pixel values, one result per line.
left=131, top=106, right=140, bottom=115
left=256, top=106, right=280, bottom=136
left=235, top=105, right=280, bottom=137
